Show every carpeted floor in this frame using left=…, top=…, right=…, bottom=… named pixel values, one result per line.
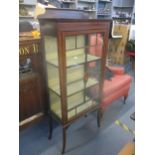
left=19, top=71, right=135, bottom=155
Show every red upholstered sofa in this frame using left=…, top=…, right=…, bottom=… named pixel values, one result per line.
left=101, top=66, right=132, bottom=108
left=89, top=34, right=132, bottom=109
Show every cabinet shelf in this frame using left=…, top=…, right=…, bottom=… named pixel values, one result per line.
left=112, top=17, right=132, bottom=20
left=46, top=53, right=101, bottom=68
left=19, top=3, right=36, bottom=6
left=62, top=0, right=76, bottom=3
left=51, top=98, right=96, bottom=119
left=78, top=0, right=96, bottom=3
left=113, top=6, right=133, bottom=8
left=84, top=10, right=96, bottom=12
left=68, top=98, right=92, bottom=111
left=99, top=0, right=112, bottom=3
left=48, top=78, right=98, bottom=96
left=98, top=13, right=111, bottom=16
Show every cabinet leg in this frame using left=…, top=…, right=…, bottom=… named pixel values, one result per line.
left=97, top=108, right=104, bottom=128
left=124, top=95, right=128, bottom=104
left=62, top=127, right=67, bottom=154
left=84, top=114, right=87, bottom=117
left=48, top=115, right=53, bottom=140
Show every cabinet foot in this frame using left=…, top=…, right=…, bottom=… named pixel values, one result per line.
left=97, top=108, right=104, bottom=128
left=48, top=115, right=53, bottom=140
left=124, top=95, right=128, bottom=104
left=62, top=127, right=67, bottom=154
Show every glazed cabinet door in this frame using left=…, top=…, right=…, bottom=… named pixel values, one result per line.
left=63, top=31, right=106, bottom=121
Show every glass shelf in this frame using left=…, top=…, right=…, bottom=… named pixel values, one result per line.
left=67, top=100, right=97, bottom=119
left=46, top=53, right=101, bottom=67
left=50, top=91, right=97, bottom=119
left=48, top=77, right=98, bottom=96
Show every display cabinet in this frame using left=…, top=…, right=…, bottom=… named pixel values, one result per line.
left=38, top=8, right=111, bottom=153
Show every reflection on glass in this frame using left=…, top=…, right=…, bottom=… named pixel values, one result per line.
left=89, top=33, right=97, bottom=46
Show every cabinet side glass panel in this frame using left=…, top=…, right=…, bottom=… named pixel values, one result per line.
left=44, top=35, right=61, bottom=119
left=49, top=90, right=62, bottom=118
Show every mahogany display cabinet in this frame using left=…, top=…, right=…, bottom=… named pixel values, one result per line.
left=38, top=8, right=111, bottom=153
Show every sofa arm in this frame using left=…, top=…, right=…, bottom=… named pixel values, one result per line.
left=107, top=66, right=125, bottom=75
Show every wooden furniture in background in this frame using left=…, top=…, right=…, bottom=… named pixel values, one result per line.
left=19, top=35, right=46, bottom=130
left=108, top=24, right=130, bottom=65
left=19, top=0, right=37, bottom=24
left=38, top=8, right=111, bottom=153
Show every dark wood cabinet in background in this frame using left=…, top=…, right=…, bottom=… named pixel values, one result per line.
left=19, top=36, right=47, bottom=129
left=19, top=73, right=42, bottom=121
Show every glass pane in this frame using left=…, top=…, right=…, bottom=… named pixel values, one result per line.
left=47, top=64, right=60, bottom=95
left=77, top=35, right=85, bottom=48
left=44, top=36, right=58, bottom=64
left=67, top=91, right=95, bottom=119
left=67, top=64, right=84, bottom=84
left=44, top=35, right=61, bottom=118
left=88, top=33, right=97, bottom=46
left=66, top=48, right=85, bottom=66
left=66, top=36, right=76, bottom=50
left=49, top=90, right=61, bottom=118
left=97, top=33, right=104, bottom=46
left=65, top=78, right=98, bottom=96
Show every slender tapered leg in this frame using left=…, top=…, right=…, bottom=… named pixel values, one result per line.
left=124, top=95, right=128, bottom=104
left=97, top=108, right=104, bottom=128
left=84, top=114, right=88, bottom=118
left=62, top=127, right=67, bottom=154
left=48, top=115, right=53, bottom=140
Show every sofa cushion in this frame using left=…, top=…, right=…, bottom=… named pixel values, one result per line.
left=103, top=74, right=132, bottom=97
left=101, top=84, right=131, bottom=107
